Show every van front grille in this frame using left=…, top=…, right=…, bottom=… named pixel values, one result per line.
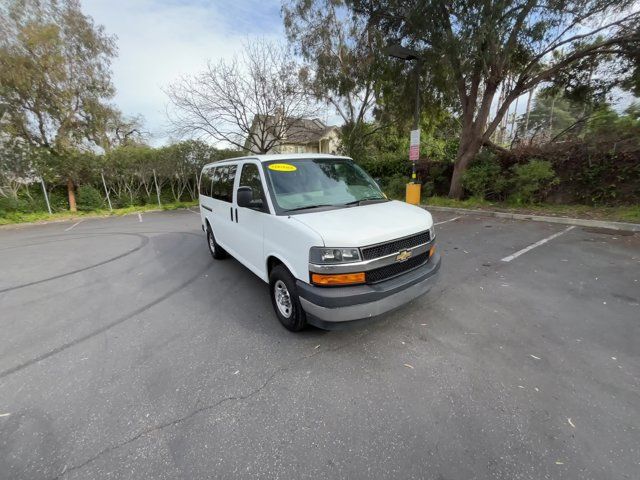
left=361, top=231, right=430, bottom=261
left=365, top=252, right=430, bottom=284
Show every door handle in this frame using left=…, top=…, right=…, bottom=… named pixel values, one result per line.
left=235, top=208, right=238, bottom=223
left=230, top=206, right=233, bottom=221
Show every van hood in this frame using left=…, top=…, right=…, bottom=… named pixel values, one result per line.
left=292, top=200, right=433, bottom=247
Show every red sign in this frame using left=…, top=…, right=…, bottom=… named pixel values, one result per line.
left=409, top=144, right=419, bottom=161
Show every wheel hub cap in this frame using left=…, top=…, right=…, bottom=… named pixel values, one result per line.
left=274, top=280, right=292, bottom=318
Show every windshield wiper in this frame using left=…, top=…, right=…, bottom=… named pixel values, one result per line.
left=344, top=196, right=388, bottom=206
left=284, top=204, right=337, bottom=212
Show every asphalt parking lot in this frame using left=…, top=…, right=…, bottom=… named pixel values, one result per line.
left=0, top=208, right=638, bottom=480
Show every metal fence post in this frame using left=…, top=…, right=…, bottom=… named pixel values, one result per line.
left=40, top=177, right=52, bottom=215
left=101, top=171, right=113, bottom=211
left=153, top=169, right=162, bottom=207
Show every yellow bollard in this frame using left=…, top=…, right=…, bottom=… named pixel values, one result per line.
left=405, top=183, right=421, bottom=205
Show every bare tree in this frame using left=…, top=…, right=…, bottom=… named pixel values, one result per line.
left=165, top=39, right=319, bottom=153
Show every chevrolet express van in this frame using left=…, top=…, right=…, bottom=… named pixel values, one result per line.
left=199, top=154, right=441, bottom=331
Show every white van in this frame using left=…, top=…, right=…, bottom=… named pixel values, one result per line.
left=199, top=154, right=440, bottom=331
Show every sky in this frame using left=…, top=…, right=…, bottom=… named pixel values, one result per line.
left=81, top=0, right=284, bottom=146
left=81, top=1, right=636, bottom=147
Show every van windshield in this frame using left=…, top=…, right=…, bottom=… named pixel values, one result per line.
left=263, top=158, right=387, bottom=212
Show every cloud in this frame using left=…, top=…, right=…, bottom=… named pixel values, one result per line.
left=81, top=0, right=283, bottom=145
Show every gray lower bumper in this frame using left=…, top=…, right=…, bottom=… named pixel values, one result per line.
left=297, top=253, right=441, bottom=327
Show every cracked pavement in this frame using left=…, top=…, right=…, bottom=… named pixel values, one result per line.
left=0, top=209, right=638, bottom=479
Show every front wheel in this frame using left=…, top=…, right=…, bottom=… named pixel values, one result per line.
left=269, top=265, right=307, bottom=332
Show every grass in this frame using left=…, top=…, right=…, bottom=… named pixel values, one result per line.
left=423, top=196, right=640, bottom=223
left=0, top=201, right=198, bottom=226
left=3, top=196, right=639, bottom=225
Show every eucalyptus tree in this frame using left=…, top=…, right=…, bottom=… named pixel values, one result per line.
left=348, top=0, right=640, bottom=198
left=0, top=0, right=118, bottom=210
left=283, top=0, right=389, bottom=158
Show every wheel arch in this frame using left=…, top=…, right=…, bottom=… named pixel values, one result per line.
left=266, top=254, right=299, bottom=281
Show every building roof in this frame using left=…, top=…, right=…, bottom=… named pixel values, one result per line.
left=203, top=153, right=351, bottom=168
left=251, top=115, right=339, bottom=145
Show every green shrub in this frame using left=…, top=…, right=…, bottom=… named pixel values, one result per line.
left=48, top=189, right=71, bottom=212
left=77, top=185, right=104, bottom=211
left=462, top=151, right=508, bottom=199
left=380, top=174, right=408, bottom=200
left=509, top=159, right=559, bottom=204
left=358, top=154, right=409, bottom=178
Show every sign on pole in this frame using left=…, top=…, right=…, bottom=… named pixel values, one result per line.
left=409, top=129, right=420, bottom=161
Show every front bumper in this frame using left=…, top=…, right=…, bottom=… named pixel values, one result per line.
left=296, top=252, right=441, bottom=329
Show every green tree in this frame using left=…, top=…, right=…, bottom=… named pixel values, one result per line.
left=347, top=0, right=640, bottom=198
left=0, top=137, right=32, bottom=200
left=0, top=0, right=117, bottom=211
left=283, top=0, right=387, bottom=158
left=518, top=93, right=578, bottom=141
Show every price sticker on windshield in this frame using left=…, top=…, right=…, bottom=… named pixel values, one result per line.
left=268, top=163, right=297, bottom=172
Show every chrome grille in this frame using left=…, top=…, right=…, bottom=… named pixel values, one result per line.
left=365, top=252, right=430, bottom=283
left=361, top=231, right=430, bottom=261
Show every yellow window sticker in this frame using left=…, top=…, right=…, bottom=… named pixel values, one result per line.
left=268, top=163, right=297, bottom=172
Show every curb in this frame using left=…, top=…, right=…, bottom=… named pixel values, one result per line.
left=423, top=205, right=640, bottom=232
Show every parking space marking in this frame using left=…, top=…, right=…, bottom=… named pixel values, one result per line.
left=501, top=226, right=575, bottom=262
left=64, top=221, right=83, bottom=232
left=435, top=216, right=460, bottom=226
left=138, top=213, right=143, bottom=222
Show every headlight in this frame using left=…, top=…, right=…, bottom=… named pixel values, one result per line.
left=429, top=224, right=436, bottom=241
left=309, top=247, right=361, bottom=264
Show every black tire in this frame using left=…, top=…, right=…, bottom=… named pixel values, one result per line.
left=206, top=224, right=228, bottom=260
left=269, top=264, right=307, bottom=332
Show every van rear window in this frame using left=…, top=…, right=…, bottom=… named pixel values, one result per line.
left=204, top=164, right=236, bottom=203
left=199, top=167, right=213, bottom=197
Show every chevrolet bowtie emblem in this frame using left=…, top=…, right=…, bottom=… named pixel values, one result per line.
left=396, top=250, right=412, bottom=262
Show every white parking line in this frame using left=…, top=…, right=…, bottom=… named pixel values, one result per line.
left=435, top=216, right=460, bottom=226
left=64, top=221, right=82, bottom=231
left=501, top=226, right=575, bottom=262
left=138, top=213, right=143, bottom=222
left=187, top=207, right=200, bottom=214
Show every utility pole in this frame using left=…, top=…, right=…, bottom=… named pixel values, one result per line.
left=384, top=44, right=423, bottom=205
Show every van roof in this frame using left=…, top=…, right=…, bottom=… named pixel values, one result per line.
left=203, top=153, right=351, bottom=168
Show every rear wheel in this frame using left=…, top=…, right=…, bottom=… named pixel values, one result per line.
left=269, top=264, right=307, bottom=332
left=206, top=225, right=228, bottom=260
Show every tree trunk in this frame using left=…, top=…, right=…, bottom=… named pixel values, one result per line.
left=523, top=89, right=533, bottom=137
left=67, top=178, right=77, bottom=212
left=448, top=131, right=483, bottom=199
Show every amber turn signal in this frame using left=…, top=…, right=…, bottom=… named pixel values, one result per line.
left=429, top=245, right=436, bottom=257
left=311, top=272, right=366, bottom=286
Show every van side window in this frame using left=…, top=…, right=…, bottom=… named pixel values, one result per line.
left=239, top=163, right=267, bottom=211
left=225, top=165, right=237, bottom=202
left=210, top=165, right=236, bottom=202
left=211, top=167, right=222, bottom=199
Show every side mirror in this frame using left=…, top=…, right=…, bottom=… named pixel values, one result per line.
left=237, top=186, right=253, bottom=208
